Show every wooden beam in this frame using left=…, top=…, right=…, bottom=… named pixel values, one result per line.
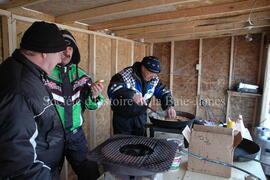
left=150, top=43, right=153, bottom=56
left=260, top=44, right=270, bottom=127
left=0, top=0, right=46, bottom=9
left=115, top=11, right=270, bottom=37
left=126, top=19, right=270, bottom=40
left=11, top=14, right=135, bottom=43
left=169, top=41, right=174, bottom=92
left=56, top=0, right=195, bottom=24
left=146, top=27, right=269, bottom=43
left=110, top=39, right=118, bottom=136
left=131, top=41, right=134, bottom=65
left=196, top=39, right=202, bottom=116
left=1, top=16, right=10, bottom=59
left=252, top=32, right=266, bottom=130
left=226, top=36, right=235, bottom=122
left=88, top=34, right=96, bottom=149
left=10, top=15, right=16, bottom=53
left=228, top=36, right=235, bottom=90
left=89, top=0, right=270, bottom=30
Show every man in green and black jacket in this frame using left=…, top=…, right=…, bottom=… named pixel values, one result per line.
left=46, top=30, right=104, bottom=180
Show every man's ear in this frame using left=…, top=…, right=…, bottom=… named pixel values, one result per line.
left=41, top=53, right=47, bottom=59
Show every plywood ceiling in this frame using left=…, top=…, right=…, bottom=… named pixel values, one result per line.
left=0, top=0, right=269, bottom=43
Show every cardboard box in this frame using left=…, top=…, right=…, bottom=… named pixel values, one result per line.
left=184, top=125, right=242, bottom=178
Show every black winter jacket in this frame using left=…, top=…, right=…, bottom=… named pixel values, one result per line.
left=0, top=50, right=65, bottom=180
left=107, top=62, right=174, bottom=135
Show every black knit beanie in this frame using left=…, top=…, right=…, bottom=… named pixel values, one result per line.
left=60, top=30, right=80, bottom=65
left=20, top=21, right=67, bottom=53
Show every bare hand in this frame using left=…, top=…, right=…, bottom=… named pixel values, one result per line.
left=167, top=107, right=176, bottom=118
left=91, top=82, right=104, bottom=98
left=133, top=93, right=147, bottom=106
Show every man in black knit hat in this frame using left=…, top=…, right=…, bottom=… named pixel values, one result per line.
left=47, top=30, right=104, bottom=180
left=0, top=21, right=67, bottom=180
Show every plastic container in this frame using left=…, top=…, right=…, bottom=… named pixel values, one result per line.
left=234, top=114, right=245, bottom=135
left=167, top=138, right=183, bottom=170
left=227, top=118, right=235, bottom=129
left=170, top=152, right=182, bottom=170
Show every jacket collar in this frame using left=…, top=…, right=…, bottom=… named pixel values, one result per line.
left=12, top=49, right=47, bottom=78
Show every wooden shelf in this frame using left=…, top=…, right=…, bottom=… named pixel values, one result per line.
left=227, top=90, right=262, bottom=98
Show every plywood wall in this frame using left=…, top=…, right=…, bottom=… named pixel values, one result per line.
left=152, top=33, right=265, bottom=128
left=152, top=42, right=171, bottom=109
left=118, top=40, right=132, bottom=71
left=198, top=37, right=230, bottom=123
left=173, top=40, right=199, bottom=114
left=95, top=35, right=112, bottom=146
left=134, top=42, right=145, bottom=62
left=229, top=34, right=261, bottom=128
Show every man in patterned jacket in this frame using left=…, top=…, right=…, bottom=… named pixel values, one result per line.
left=108, top=56, right=176, bottom=136
left=46, top=30, right=104, bottom=180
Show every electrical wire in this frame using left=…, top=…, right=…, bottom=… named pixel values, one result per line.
left=247, top=0, right=258, bottom=26
left=180, top=148, right=262, bottom=180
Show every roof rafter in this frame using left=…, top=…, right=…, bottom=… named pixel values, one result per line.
left=89, top=0, right=270, bottom=30
left=55, top=0, right=197, bottom=24
left=114, top=11, right=270, bottom=36
left=0, top=0, right=46, bottom=9
left=148, top=28, right=269, bottom=43
left=127, top=19, right=270, bottom=40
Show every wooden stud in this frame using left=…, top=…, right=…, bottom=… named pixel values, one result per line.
left=150, top=43, right=154, bottom=56
left=88, top=34, right=96, bottom=149
left=7, top=15, right=17, bottom=54
left=169, top=41, right=174, bottom=92
left=1, top=16, right=10, bottom=59
left=252, top=33, right=266, bottom=129
left=260, top=44, right=270, bottom=126
left=110, top=39, right=118, bottom=136
left=196, top=39, right=202, bottom=116
left=228, top=36, right=235, bottom=90
left=131, top=41, right=134, bottom=65
left=257, top=33, right=266, bottom=86
left=226, top=36, right=235, bottom=122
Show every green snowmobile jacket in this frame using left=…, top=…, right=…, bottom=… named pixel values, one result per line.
left=47, top=64, right=104, bottom=131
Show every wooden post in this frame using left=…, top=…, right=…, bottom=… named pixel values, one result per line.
left=88, top=34, right=96, bottom=149
left=196, top=39, right=202, bottom=116
left=253, top=33, right=265, bottom=129
left=131, top=41, right=134, bottom=65
left=10, top=15, right=16, bottom=53
left=226, top=36, right=235, bottom=122
left=150, top=43, right=153, bottom=56
left=1, top=16, right=10, bottom=60
left=110, top=39, right=118, bottom=136
left=169, top=41, right=174, bottom=92
left=260, top=43, right=270, bottom=127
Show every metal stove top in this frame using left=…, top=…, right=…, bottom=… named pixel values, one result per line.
left=87, top=135, right=178, bottom=176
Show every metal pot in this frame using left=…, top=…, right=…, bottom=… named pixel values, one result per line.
left=149, top=111, right=195, bottom=129
left=233, top=138, right=260, bottom=162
